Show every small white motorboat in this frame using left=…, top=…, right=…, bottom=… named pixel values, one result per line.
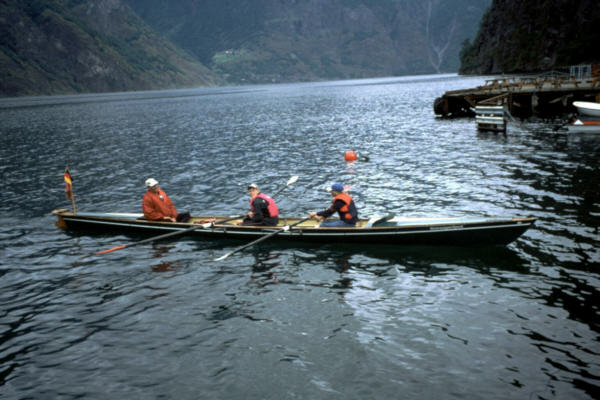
left=573, top=101, right=600, bottom=117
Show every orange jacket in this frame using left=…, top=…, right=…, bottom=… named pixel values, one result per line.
left=332, top=193, right=358, bottom=223
left=142, top=188, right=177, bottom=221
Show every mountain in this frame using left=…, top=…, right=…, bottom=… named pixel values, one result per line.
left=0, top=0, right=490, bottom=97
left=459, top=0, right=600, bottom=74
left=125, top=0, right=491, bottom=83
left=0, top=0, right=218, bottom=97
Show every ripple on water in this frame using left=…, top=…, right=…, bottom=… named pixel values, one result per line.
left=0, top=76, right=598, bottom=399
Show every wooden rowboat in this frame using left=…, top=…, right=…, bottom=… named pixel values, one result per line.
left=52, top=209, right=535, bottom=247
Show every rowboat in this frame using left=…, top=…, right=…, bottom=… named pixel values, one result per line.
left=52, top=209, right=535, bottom=247
left=573, top=101, right=600, bottom=117
left=566, top=119, right=600, bottom=134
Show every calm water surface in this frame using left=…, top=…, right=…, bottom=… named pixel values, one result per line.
left=1, top=74, right=599, bottom=399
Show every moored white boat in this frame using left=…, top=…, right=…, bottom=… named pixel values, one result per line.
left=573, top=101, right=600, bottom=117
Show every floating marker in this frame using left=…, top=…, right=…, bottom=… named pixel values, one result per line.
left=344, top=150, right=358, bottom=162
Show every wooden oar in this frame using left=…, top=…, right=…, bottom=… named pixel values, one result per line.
left=96, top=221, right=215, bottom=255
left=213, top=217, right=311, bottom=262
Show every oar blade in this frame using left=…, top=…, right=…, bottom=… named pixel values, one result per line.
left=371, top=213, right=396, bottom=227
left=213, top=252, right=231, bottom=262
left=96, top=244, right=126, bottom=255
left=287, top=175, right=299, bottom=185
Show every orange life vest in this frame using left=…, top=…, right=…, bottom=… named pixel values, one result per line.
left=332, top=193, right=358, bottom=222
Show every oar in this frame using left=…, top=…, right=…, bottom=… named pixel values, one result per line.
left=96, top=221, right=214, bottom=255
left=211, top=215, right=245, bottom=225
left=270, top=175, right=298, bottom=197
left=94, top=213, right=276, bottom=256
left=213, top=217, right=311, bottom=262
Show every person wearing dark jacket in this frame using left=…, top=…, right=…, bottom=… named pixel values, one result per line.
left=242, top=183, right=279, bottom=226
left=309, top=183, right=358, bottom=227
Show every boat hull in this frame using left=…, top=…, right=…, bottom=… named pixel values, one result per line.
left=566, top=121, right=600, bottom=133
left=573, top=101, right=600, bottom=117
left=53, top=211, right=536, bottom=247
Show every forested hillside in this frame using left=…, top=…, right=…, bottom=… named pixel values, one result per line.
left=125, top=0, right=490, bottom=83
left=459, top=0, right=600, bottom=74
left=0, top=0, right=489, bottom=97
left=0, top=0, right=218, bottom=96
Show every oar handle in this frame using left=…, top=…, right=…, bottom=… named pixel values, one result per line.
left=213, top=215, right=245, bottom=225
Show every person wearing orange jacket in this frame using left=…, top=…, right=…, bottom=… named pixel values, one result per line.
left=142, top=178, right=189, bottom=222
left=309, top=183, right=358, bottom=227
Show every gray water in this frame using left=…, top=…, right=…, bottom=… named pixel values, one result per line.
left=0, top=74, right=598, bottom=399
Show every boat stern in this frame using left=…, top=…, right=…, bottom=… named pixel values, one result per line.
left=52, top=208, right=70, bottom=230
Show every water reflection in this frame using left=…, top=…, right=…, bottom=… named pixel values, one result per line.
left=149, top=244, right=181, bottom=273
left=249, top=250, right=282, bottom=287
left=248, top=241, right=530, bottom=274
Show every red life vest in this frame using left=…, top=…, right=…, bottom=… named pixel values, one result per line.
left=250, top=193, right=279, bottom=217
left=332, top=193, right=358, bottom=222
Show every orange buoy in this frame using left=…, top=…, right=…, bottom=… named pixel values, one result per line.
left=344, top=150, right=358, bottom=162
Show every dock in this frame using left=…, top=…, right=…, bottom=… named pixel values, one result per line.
left=434, top=65, right=600, bottom=119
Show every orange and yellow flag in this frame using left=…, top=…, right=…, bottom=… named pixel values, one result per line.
left=64, top=168, right=73, bottom=199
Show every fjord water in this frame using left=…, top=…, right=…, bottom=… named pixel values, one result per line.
left=1, top=74, right=598, bottom=399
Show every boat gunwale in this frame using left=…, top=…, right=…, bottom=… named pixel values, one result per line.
left=53, top=210, right=536, bottom=246
left=56, top=211, right=536, bottom=233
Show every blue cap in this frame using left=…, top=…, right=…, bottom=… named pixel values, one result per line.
left=331, top=183, right=344, bottom=192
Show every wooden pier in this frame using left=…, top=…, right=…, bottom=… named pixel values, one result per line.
left=434, top=65, right=600, bottom=119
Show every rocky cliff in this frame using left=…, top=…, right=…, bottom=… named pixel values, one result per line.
left=459, top=0, right=600, bottom=74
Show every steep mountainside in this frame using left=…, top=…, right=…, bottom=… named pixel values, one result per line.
left=459, top=0, right=600, bottom=74
left=1, top=0, right=490, bottom=96
left=126, top=0, right=490, bottom=83
left=0, top=0, right=218, bottom=97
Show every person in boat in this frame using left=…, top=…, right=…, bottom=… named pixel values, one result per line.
left=242, top=183, right=279, bottom=226
left=142, top=178, right=190, bottom=222
left=309, top=183, right=358, bottom=227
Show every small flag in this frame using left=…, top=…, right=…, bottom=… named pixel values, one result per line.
left=64, top=167, right=73, bottom=199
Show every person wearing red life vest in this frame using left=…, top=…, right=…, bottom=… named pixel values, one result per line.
left=242, top=183, right=279, bottom=226
left=309, top=183, right=358, bottom=227
left=142, top=178, right=189, bottom=222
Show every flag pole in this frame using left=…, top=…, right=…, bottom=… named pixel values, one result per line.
left=71, top=189, right=77, bottom=215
